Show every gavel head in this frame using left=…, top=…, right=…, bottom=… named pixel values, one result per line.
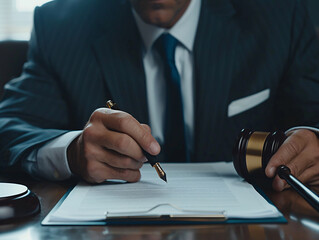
left=232, top=129, right=287, bottom=183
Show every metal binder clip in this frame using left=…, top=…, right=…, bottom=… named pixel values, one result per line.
left=104, top=203, right=227, bottom=222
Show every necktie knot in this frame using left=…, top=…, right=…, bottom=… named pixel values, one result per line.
left=154, top=33, right=178, bottom=63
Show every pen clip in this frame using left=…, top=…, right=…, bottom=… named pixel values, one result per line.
left=106, top=100, right=119, bottom=110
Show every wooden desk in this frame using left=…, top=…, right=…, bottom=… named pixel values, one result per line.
left=1, top=173, right=319, bottom=240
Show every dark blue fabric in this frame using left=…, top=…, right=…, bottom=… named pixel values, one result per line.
left=154, top=33, right=187, bottom=163
left=0, top=0, right=319, bottom=171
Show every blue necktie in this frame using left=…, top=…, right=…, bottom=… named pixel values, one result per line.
left=154, top=33, right=186, bottom=162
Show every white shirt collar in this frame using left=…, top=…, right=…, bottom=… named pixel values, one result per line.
left=132, top=0, right=201, bottom=53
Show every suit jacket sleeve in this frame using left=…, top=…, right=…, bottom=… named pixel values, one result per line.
left=0, top=7, right=71, bottom=169
left=275, top=0, right=319, bottom=129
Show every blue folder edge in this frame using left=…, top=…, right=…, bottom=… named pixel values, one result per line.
left=41, top=185, right=287, bottom=226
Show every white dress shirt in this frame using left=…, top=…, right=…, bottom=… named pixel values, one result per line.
left=133, top=0, right=201, bottom=160
left=23, top=0, right=202, bottom=180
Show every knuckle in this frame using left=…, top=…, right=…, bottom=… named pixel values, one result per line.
left=89, top=109, right=104, bottom=122
left=140, top=130, right=151, bottom=144
left=141, top=124, right=151, bottom=133
left=82, top=124, right=96, bottom=141
left=114, top=135, right=130, bottom=150
left=116, top=113, right=134, bottom=131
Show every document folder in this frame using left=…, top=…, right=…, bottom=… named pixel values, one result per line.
left=42, top=163, right=287, bottom=226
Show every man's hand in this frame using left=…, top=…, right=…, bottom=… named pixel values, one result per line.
left=265, top=129, right=319, bottom=191
left=67, top=108, right=160, bottom=183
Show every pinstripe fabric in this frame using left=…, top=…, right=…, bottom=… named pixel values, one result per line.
left=0, top=0, right=319, bottom=169
left=91, top=1, right=148, bottom=123
left=192, top=0, right=319, bottom=162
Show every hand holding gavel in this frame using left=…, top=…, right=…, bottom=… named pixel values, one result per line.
left=233, top=129, right=319, bottom=213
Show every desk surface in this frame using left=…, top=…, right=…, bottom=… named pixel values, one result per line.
left=1, top=172, right=319, bottom=240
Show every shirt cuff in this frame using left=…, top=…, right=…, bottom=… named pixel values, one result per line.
left=285, top=126, right=319, bottom=137
left=24, top=131, right=82, bottom=181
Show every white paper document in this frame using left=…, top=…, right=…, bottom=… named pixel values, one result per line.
left=43, top=162, right=282, bottom=224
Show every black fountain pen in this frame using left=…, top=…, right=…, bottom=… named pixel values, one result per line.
left=106, top=100, right=167, bottom=182
left=277, top=165, right=319, bottom=212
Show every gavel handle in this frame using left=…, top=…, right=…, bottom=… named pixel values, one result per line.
left=277, top=165, right=319, bottom=212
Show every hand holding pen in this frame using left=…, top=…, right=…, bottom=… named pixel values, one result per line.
left=106, top=100, right=167, bottom=182
left=67, top=102, right=161, bottom=183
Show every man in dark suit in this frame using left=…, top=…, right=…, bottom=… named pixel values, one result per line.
left=0, top=0, right=319, bottom=191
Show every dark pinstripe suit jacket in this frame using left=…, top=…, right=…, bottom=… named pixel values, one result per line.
left=1, top=0, right=319, bottom=169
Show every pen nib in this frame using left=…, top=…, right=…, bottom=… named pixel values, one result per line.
left=153, top=162, right=167, bottom=183
left=161, top=173, right=167, bottom=183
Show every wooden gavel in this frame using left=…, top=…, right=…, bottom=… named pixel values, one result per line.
left=233, top=129, right=319, bottom=212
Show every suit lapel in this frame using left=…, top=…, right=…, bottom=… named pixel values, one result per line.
left=92, top=1, right=149, bottom=124
left=193, top=0, right=241, bottom=161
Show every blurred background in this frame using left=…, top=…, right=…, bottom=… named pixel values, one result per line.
left=0, top=0, right=318, bottom=41
left=0, top=0, right=50, bottom=40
